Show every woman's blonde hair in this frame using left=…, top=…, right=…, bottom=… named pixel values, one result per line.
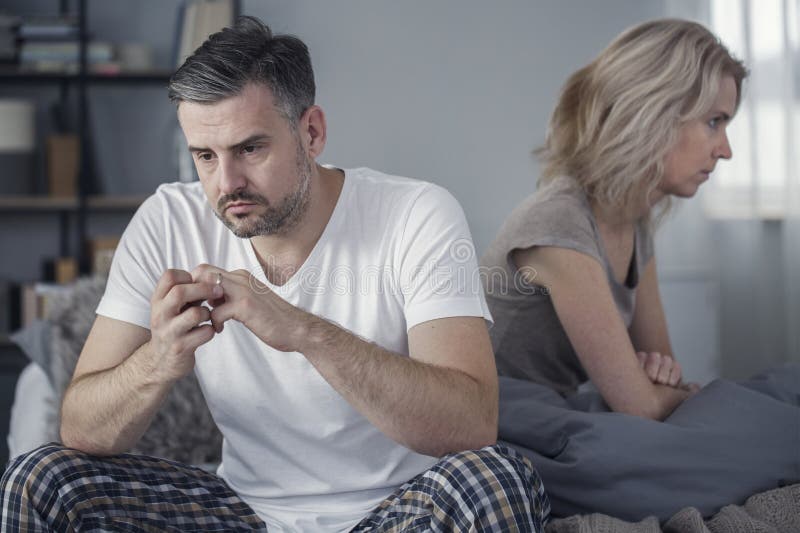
left=536, top=19, right=747, bottom=218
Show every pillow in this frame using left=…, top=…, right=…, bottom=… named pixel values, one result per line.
left=10, top=320, right=61, bottom=447
left=8, top=362, right=60, bottom=457
left=16, top=276, right=222, bottom=465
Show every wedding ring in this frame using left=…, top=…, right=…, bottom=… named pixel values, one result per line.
left=215, top=272, right=223, bottom=286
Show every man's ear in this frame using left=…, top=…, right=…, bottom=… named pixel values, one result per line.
left=299, top=105, right=327, bottom=158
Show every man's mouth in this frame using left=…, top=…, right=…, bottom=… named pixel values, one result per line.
left=225, top=202, right=259, bottom=214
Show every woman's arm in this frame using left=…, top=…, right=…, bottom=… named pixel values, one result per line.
left=629, top=258, right=673, bottom=353
left=629, top=258, right=689, bottom=387
left=513, top=246, right=690, bottom=420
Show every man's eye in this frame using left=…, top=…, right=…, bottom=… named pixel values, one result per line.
left=242, top=145, right=258, bottom=154
left=197, top=153, right=213, bottom=161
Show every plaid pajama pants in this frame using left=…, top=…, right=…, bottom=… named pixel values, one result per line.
left=1, top=442, right=549, bottom=532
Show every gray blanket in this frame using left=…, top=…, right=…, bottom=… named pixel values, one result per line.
left=498, top=365, right=800, bottom=522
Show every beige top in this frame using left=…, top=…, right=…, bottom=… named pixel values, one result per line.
left=481, top=176, right=654, bottom=395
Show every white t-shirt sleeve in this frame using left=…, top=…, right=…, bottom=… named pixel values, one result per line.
left=95, top=194, right=167, bottom=329
left=397, top=184, right=492, bottom=330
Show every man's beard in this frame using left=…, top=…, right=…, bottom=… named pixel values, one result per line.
left=214, top=145, right=312, bottom=239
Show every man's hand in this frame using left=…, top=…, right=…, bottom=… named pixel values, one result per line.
left=60, top=269, right=221, bottom=455
left=191, top=265, right=310, bottom=353
left=148, top=269, right=222, bottom=381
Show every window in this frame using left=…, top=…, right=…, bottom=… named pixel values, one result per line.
left=707, top=0, right=800, bottom=219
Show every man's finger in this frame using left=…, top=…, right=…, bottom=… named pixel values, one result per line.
left=152, top=269, right=193, bottom=303
left=191, top=264, right=228, bottom=285
left=165, top=282, right=223, bottom=316
left=182, top=323, right=216, bottom=351
left=210, top=301, right=237, bottom=334
left=175, top=304, right=212, bottom=334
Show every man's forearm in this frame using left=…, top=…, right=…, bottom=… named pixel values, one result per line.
left=60, top=342, right=174, bottom=456
left=299, top=317, right=498, bottom=457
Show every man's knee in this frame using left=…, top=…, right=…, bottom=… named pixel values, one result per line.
left=439, top=444, right=545, bottom=487
left=2, top=442, right=86, bottom=497
left=434, top=444, right=550, bottom=522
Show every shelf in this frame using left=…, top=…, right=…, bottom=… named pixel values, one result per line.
left=0, top=194, right=146, bottom=212
left=0, top=68, right=173, bottom=84
left=87, top=194, right=148, bottom=210
left=0, top=196, right=77, bottom=210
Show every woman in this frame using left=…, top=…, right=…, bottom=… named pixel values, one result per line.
left=484, top=20, right=798, bottom=524
left=482, top=19, right=747, bottom=420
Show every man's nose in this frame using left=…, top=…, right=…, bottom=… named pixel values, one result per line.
left=218, top=157, right=247, bottom=194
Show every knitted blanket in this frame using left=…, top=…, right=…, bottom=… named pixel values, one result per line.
left=546, top=483, right=800, bottom=533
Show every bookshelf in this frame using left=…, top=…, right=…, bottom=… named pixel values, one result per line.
left=0, top=0, right=185, bottom=345
left=1, top=0, right=241, bottom=331
left=0, top=0, right=173, bottom=275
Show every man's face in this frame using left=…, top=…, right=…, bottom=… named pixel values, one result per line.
left=177, top=83, right=312, bottom=238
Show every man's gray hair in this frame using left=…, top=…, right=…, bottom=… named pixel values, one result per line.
left=168, top=16, right=315, bottom=124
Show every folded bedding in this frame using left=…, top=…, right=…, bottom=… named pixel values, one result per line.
left=498, top=364, right=800, bottom=522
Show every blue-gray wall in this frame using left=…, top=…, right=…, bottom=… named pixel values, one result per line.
left=243, top=0, right=664, bottom=253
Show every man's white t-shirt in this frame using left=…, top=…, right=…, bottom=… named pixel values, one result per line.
left=96, top=167, right=492, bottom=532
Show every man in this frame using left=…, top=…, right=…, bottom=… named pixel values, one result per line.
left=1, top=17, right=548, bottom=532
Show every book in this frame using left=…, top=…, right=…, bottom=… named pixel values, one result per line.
left=18, top=16, right=78, bottom=40
left=19, top=41, right=113, bottom=63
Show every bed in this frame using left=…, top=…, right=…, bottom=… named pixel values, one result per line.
left=7, top=276, right=799, bottom=532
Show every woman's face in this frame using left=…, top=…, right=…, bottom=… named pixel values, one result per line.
left=659, top=75, right=738, bottom=199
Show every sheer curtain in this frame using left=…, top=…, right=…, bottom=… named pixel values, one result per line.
left=788, top=150, right=800, bottom=364
left=660, top=0, right=799, bottom=381
left=709, top=0, right=800, bottom=370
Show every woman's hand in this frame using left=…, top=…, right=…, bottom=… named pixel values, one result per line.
left=636, top=351, right=683, bottom=387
